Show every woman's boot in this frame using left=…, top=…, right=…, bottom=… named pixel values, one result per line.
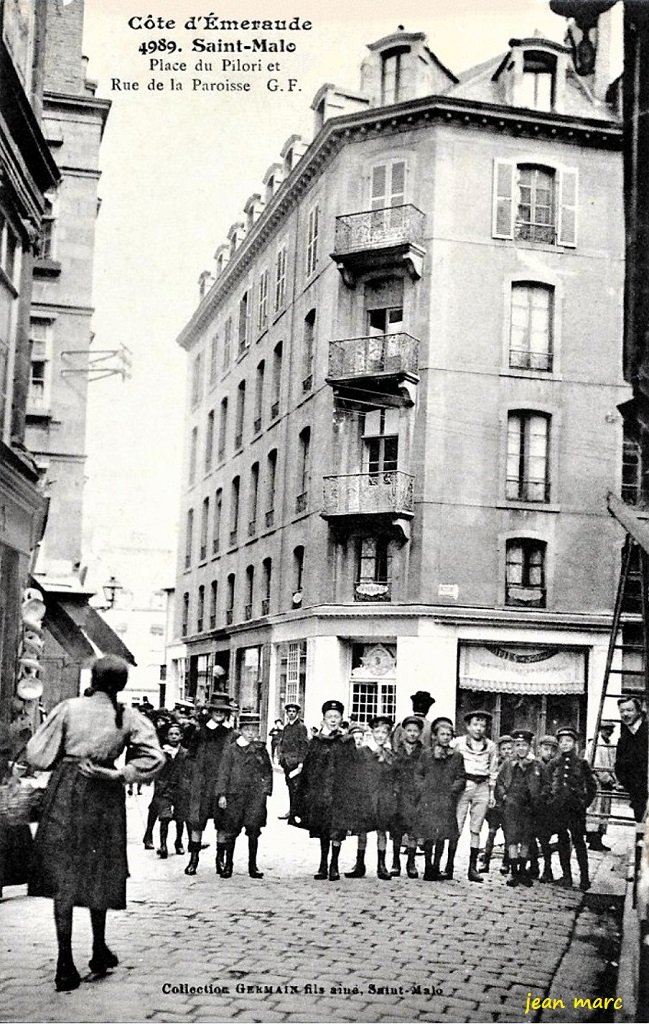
left=314, top=839, right=329, bottom=880
left=406, top=848, right=419, bottom=879
left=390, top=837, right=401, bottom=876
left=328, top=843, right=341, bottom=881
left=344, top=850, right=366, bottom=878
left=221, top=840, right=235, bottom=879
left=248, top=836, right=263, bottom=879
left=377, top=849, right=390, bottom=880
left=184, top=840, right=201, bottom=875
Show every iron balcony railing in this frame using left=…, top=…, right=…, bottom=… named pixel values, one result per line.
left=515, top=220, right=556, bottom=245
left=329, top=332, right=419, bottom=380
left=509, top=348, right=553, bottom=372
left=505, top=478, right=551, bottom=503
left=322, top=471, right=415, bottom=517
left=334, top=204, right=425, bottom=253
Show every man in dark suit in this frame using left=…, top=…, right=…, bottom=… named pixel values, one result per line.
left=615, top=696, right=648, bottom=823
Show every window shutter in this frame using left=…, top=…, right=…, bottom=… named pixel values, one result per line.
left=390, top=161, right=406, bottom=206
left=558, top=167, right=578, bottom=247
left=371, top=165, right=387, bottom=209
left=492, top=160, right=515, bottom=239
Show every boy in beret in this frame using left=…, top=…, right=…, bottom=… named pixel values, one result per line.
left=479, top=734, right=514, bottom=875
left=391, top=716, right=425, bottom=877
left=495, top=730, right=542, bottom=887
left=216, top=712, right=273, bottom=878
left=545, top=727, right=597, bottom=891
left=292, top=700, right=366, bottom=881
left=416, top=717, right=466, bottom=880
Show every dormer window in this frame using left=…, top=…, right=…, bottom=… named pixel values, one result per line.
left=520, top=50, right=556, bottom=112
left=381, top=46, right=409, bottom=105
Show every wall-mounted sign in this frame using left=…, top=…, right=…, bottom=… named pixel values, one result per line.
left=438, top=584, right=459, bottom=600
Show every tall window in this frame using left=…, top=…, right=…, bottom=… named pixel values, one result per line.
left=293, top=545, right=305, bottom=600
left=296, top=427, right=311, bottom=513
left=245, top=565, right=254, bottom=620
left=226, top=573, right=235, bottom=624
left=235, top=380, right=246, bottom=449
left=306, top=205, right=319, bottom=278
left=254, top=360, right=265, bottom=433
left=185, top=509, right=194, bottom=569
left=200, top=497, right=209, bottom=561
left=364, top=409, right=399, bottom=478
left=266, top=449, right=277, bottom=527
left=209, top=334, right=218, bottom=385
left=189, top=427, right=198, bottom=484
left=493, top=162, right=577, bottom=248
left=275, top=244, right=287, bottom=311
left=303, top=309, right=315, bottom=392
left=28, top=319, right=52, bottom=411
left=271, top=342, right=283, bottom=419
left=218, top=397, right=228, bottom=461
left=262, top=557, right=272, bottom=615
left=249, top=462, right=259, bottom=536
left=230, top=476, right=240, bottom=544
left=510, top=284, right=553, bottom=371
left=191, top=352, right=202, bottom=407
left=205, top=410, right=215, bottom=472
left=182, top=592, right=189, bottom=636
left=223, top=317, right=232, bottom=371
left=506, top=539, right=546, bottom=607
left=520, top=50, right=556, bottom=112
left=381, top=47, right=408, bottom=104
left=506, top=412, right=550, bottom=502
left=356, top=537, right=391, bottom=601
left=197, top=585, right=205, bottom=632
left=257, top=270, right=269, bottom=332
left=209, top=580, right=218, bottom=629
left=213, top=487, right=222, bottom=554
left=238, top=291, right=250, bottom=353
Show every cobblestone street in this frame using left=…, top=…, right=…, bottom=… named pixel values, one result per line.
left=1, top=777, right=628, bottom=1024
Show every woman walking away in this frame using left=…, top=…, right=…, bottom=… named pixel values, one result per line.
left=26, top=655, right=164, bottom=992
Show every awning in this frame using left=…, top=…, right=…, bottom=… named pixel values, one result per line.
left=459, top=643, right=586, bottom=696
left=35, top=579, right=136, bottom=666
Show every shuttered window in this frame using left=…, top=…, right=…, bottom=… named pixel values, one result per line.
left=492, top=160, right=578, bottom=247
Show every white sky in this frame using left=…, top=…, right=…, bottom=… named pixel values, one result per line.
left=79, top=0, right=591, bottom=588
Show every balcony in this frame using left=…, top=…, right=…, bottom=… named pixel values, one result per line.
left=354, top=578, right=391, bottom=603
left=322, top=470, right=415, bottom=542
left=331, top=205, right=426, bottom=287
left=327, top=333, right=419, bottom=402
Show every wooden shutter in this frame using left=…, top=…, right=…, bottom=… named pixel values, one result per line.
left=371, top=165, right=387, bottom=209
left=492, top=159, right=515, bottom=239
left=390, top=161, right=406, bottom=206
left=558, top=167, right=578, bottom=247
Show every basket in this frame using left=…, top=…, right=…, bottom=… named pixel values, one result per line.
left=0, top=746, right=39, bottom=827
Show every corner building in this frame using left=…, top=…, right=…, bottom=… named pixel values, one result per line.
left=171, top=27, right=626, bottom=740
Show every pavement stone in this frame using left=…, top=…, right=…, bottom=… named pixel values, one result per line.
left=0, top=781, right=629, bottom=1023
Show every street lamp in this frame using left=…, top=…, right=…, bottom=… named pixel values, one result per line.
left=102, top=575, right=123, bottom=609
left=549, top=0, right=617, bottom=75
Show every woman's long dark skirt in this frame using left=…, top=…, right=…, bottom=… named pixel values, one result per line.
left=29, top=759, right=128, bottom=909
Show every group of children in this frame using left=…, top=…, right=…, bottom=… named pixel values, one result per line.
left=138, top=694, right=598, bottom=890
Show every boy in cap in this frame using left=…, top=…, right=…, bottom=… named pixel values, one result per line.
left=479, top=734, right=514, bottom=875
left=292, top=700, right=366, bottom=881
left=416, top=717, right=466, bottom=880
left=344, top=723, right=372, bottom=878
left=277, top=702, right=309, bottom=824
left=534, top=734, right=559, bottom=882
left=391, top=716, right=426, bottom=877
left=216, top=712, right=273, bottom=878
left=495, top=730, right=542, bottom=887
left=453, top=710, right=499, bottom=882
left=361, top=716, right=399, bottom=880
left=392, top=691, right=436, bottom=750
left=545, top=727, right=597, bottom=891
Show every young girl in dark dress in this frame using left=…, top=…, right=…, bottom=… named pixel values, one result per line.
left=391, top=716, right=425, bottom=878
left=416, top=717, right=466, bottom=880
left=26, top=656, right=164, bottom=991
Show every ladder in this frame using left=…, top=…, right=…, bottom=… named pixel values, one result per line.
left=587, top=494, right=649, bottom=826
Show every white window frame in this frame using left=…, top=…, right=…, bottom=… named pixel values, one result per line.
left=275, top=243, right=288, bottom=312
left=257, top=268, right=269, bottom=333
left=492, top=158, right=578, bottom=248
left=28, top=318, right=53, bottom=413
left=305, top=204, right=319, bottom=278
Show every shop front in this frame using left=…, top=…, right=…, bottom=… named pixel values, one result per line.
left=457, top=642, right=588, bottom=741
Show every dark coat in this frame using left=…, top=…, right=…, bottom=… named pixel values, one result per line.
left=216, top=740, right=273, bottom=836
left=150, top=746, right=189, bottom=821
left=278, top=721, right=309, bottom=773
left=416, top=747, right=466, bottom=842
left=186, top=723, right=237, bottom=827
left=615, top=717, right=648, bottom=822
left=292, top=731, right=367, bottom=839
left=544, top=751, right=597, bottom=831
left=495, top=758, right=542, bottom=844
left=362, top=745, right=398, bottom=834
left=394, top=740, right=424, bottom=835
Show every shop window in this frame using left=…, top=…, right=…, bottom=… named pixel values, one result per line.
left=278, top=640, right=306, bottom=712
left=236, top=646, right=262, bottom=713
